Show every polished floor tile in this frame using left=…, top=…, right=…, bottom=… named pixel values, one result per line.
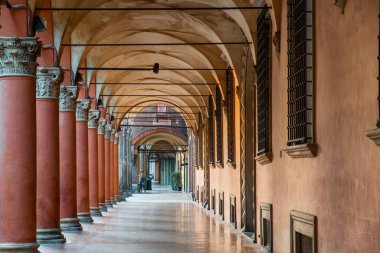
left=40, top=186, right=264, bottom=253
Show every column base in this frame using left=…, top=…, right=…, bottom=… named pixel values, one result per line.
left=77, top=212, right=93, bottom=223
left=119, top=192, right=126, bottom=201
left=37, top=228, right=66, bottom=244
left=105, top=200, right=113, bottom=208
left=0, top=242, right=39, bottom=252
left=111, top=197, right=117, bottom=205
left=99, top=203, right=108, bottom=212
left=90, top=207, right=102, bottom=217
left=60, top=218, right=83, bottom=232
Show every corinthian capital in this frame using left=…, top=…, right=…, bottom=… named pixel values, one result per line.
left=105, top=124, right=112, bottom=139
left=110, top=129, right=116, bottom=142
left=36, top=67, right=63, bottom=99
left=114, top=132, right=119, bottom=144
left=76, top=99, right=90, bottom=121
left=97, top=118, right=107, bottom=135
left=0, top=37, right=41, bottom=77
left=88, top=110, right=100, bottom=128
left=59, top=86, right=78, bottom=111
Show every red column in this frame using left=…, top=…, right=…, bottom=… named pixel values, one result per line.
left=76, top=99, right=93, bottom=223
left=110, top=129, right=116, bottom=205
left=114, top=133, right=120, bottom=202
left=98, top=118, right=107, bottom=212
left=88, top=110, right=102, bottom=217
left=59, top=86, right=82, bottom=232
left=0, top=37, right=41, bottom=252
left=104, top=124, right=113, bottom=208
left=36, top=67, right=66, bottom=244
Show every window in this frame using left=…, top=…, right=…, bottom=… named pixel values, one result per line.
left=290, top=210, right=316, bottom=253
left=226, top=67, right=235, bottom=164
left=260, top=203, right=273, bottom=253
left=208, top=95, right=215, bottom=165
left=229, top=195, right=237, bottom=229
left=197, top=112, right=203, bottom=169
left=286, top=0, right=317, bottom=157
left=211, top=189, right=216, bottom=214
left=256, top=7, right=273, bottom=164
left=216, top=86, right=223, bottom=164
left=219, top=191, right=224, bottom=220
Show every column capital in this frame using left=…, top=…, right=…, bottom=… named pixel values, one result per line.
left=59, top=86, right=78, bottom=112
left=76, top=99, right=90, bottom=121
left=0, top=37, right=41, bottom=77
left=114, top=133, right=119, bottom=144
left=105, top=124, right=112, bottom=139
left=97, top=118, right=107, bottom=135
left=110, top=129, right=116, bottom=142
left=88, top=110, right=100, bottom=128
left=36, top=67, right=64, bottom=99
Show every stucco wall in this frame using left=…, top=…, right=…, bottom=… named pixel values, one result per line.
left=256, top=1, right=380, bottom=252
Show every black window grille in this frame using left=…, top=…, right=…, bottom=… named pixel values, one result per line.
left=216, top=86, right=223, bottom=164
left=287, top=0, right=313, bottom=146
left=226, top=67, right=235, bottom=163
left=257, top=7, right=271, bottom=155
left=208, top=95, right=215, bottom=165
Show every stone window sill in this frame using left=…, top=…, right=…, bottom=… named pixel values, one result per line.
left=366, top=128, right=380, bottom=146
left=283, top=143, right=318, bottom=158
left=255, top=152, right=273, bottom=165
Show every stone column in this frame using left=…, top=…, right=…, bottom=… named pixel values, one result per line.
left=0, top=37, right=41, bottom=252
left=114, top=133, right=120, bottom=202
left=97, top=118, right=107, bottom=212
left=88, top=110, right=102, bottom=217
left=104, top=124, right=113, bottom=208
left=36, top=67, right=66, bottom=244
left=59, top=86, right=82, bottom=232
left=110, top=129, right=116, bottom=204
left=76, top=99, right=93, bottom=223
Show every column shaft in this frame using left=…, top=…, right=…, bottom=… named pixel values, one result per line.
left=59, top=86, right=82, bottom=232
left=76, top=99, right=92, bottom=223
left=97, top=119, right=107, bottom=211
left=36, top=67, right=65, bottom=244
left=110, top=132, right=115, bottom=204
left=114, top=135, right=119, bottom=201
left=104, top=124, right=112, bottom=208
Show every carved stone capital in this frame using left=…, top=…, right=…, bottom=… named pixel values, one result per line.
left=110, top=129, right=116, bottom=142
left=88, top=110, right=100, bottom=128
left=76, top=99, right=90, bottom=121
left=36, top=67, right=63, bottom=99
left=105, top=124, right=112, bottom=139
left=114, top=133, right=119, bottom=144
left=59, top=86, right=78, bottom=112
left=0, top=37, right=41, bottom=77
left=98, top=118, right=107, bottom=135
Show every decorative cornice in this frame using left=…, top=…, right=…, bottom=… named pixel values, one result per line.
left=284, top=143, right=318, bottom=158
left=88, top=110, right=100, bottom=128
left=105, top=124, right=112, bottom=139
left=366, top=128, right=380, bottom=146
left=59, top=86, right=78, bottom=112
left=0, top=37, right=41, bottom=77
left=97, top=118, right=107, bottom=135
left=255, top=152, right=273, bottom=165
left=76, top=99, right=90, bottom=121
left=36, top=67, right=63, bottom=99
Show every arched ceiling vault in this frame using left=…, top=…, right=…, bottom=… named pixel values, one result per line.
left=45, top=0, right=272, bottom=129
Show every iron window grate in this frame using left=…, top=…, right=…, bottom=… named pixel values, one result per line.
left=287, top=0, right=313, bottom=146
left=257, top=7, right=271, bottom=155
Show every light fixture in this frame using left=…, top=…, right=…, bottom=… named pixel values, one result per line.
left=97, top=98, right=103, bottom=107
left=75, top=72, right=84, bottom=84
left=33, top=16, right=46, bottom=33
left=153, top=63, right=159, bottom=74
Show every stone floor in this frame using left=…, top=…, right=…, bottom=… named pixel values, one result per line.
left=40, top=185, right=263, bottom=253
